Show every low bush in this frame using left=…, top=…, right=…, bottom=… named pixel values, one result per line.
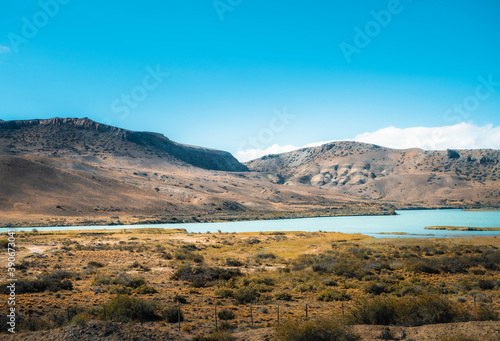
left=173, top=294, right=187, bottom=304
left=6, top=271, right=73, bottom=294
left=317, top=289, right=351, bottom=302
left=243, top=277, right=275, bottom=286
left=70, top=312, right=92, bottom=325
left=93, top=273, right=146, bottom=289
left=255, top=253, right=276, bottom=260
left=275, top=292, right=292, bottom=301
left=104, top=295, right=161, bottom=322
left=163, top=306, right=184, bottom=323
left=218, top=308, right=235, bottom=320
left=134, top=284, right=157, bottom=294
left=348, top=294, right=470, bottom=326
left=173, top=247, right=204, bottom=263
left=475, top=304, right=499, bottom=321
left=234, top=287, right=259, bottom=304
left=274, top=317, right=360, bottom=341
left=364, top=283, right=389, bottom=296
left=172, top=264, right=242, bottom=287
left=295, top=283, right=315, bottom=293
left=406, top=260, right=440, bottom=274
left=225, top=258, right=243, bottom=267
left=215, top=288, right=234, bottom=298
left=0, top=238, right=9, bottom=249
left=323, top=279, right=338, bottom=287
left=477, top=279, right=496, bottom=290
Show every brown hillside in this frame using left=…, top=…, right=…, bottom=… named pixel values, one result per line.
left=0, top=118, right=498, bottom=226
left=246, top=141, right=500, bottom=207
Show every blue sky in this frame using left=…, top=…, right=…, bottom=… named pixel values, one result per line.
left=1, top=0, right=500, bottom=160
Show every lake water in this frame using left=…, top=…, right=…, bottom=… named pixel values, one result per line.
left=6, top=209, right=500, bottom=238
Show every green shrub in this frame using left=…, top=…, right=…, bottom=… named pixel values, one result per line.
left=0, top=238, right=9, bottom=249
left=104, top=295, right=161, bottom=322
left=18, top=316, right=54, bottom=332
left=215, top=288, right=234, bottom=298
left=173, top=294, right=187, bottom=304
left=323, top=279, right=338, bottom=287
left=163, top=306, right=184, bottom=323
left=274, top=317, right=360, bottom=341
left=108, top=284, right=131, bottom=295
left=275, top=292, right=292, bottom=301
left=477, top=279, right=496, bottom=290
left=406, top=260, right=440, bottom=274
left=475, top=304, right=499, bottom=321
left=364, top=283, right=389, bottom=296
left=225, top=258, right=243, bottom=266
left=243, top=277, right=275, bottom=286
left=70, top=312, right=92, bottom=325
left=172, top=264, right=241, bottom=287
left=256, top=253, right=276, bottom=260
left=93, top=273, right=146, bottom=289
left=317, top=289, right=351, bottom=302
left=218, top=308, right=235, bottom=320
left=87, top=261, right=106, bottom=268
left=173, top=248, right=204, bottom=263
left=135, top=284, right=157, bottom=294
left=348, top=295, right=470, bottom=326
left=295, top=283, right=315, bottom=293
left=6, top=271, right=74, bottom=294
left=234, top=287, right=259, bottom=304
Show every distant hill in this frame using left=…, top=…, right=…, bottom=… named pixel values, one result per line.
left=1, top=118, right=389, bottom=226
left=246, top=141, right=500, bottom=207
left=0, top=118, right=498, bottom=227
left=0, top=118, right=247, bottom=172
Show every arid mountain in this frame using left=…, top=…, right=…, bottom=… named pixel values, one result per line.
left=0, top=118, right=246, bottom=172
left=0, top=118, right=387, bottom=227
left=246, top=141, right=500, bottom=207
left=0, top=118, right=498, bottom=227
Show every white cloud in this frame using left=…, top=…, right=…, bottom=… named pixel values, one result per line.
left=235, top=144, right=299, bottom=162
left=353, top=122, right=500, bottom=150
left=235, top=123, right=500, bottom=162
left=0, top=45, right=11, bottom=54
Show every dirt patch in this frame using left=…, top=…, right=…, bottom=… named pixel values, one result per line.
left=3, top=321, right=499, bottom=340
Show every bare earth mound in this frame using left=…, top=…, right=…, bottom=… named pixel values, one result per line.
left=3, top=321, right=499, bottom=340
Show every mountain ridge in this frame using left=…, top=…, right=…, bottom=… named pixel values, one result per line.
left=0, top=117, right=247, bottom=172
left=246, top=141, right=500, bottom=207
left=0, top=117, right=498, bottom=227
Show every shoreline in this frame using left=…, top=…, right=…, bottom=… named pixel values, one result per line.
left=0, top=206, right=396, bottom=228
left=425, top=226, right=500, bottom=231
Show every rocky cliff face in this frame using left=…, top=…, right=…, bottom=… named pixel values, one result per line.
left=0, top=118, right=247, bottom=172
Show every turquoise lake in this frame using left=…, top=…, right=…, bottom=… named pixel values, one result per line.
left=6, top=209, right=500, bottom=238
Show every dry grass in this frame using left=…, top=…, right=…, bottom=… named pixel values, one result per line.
left=1, top=229, right=499, bottom=337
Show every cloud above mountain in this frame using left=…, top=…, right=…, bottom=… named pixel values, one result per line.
left=235, top=122, right=500, bottom=162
